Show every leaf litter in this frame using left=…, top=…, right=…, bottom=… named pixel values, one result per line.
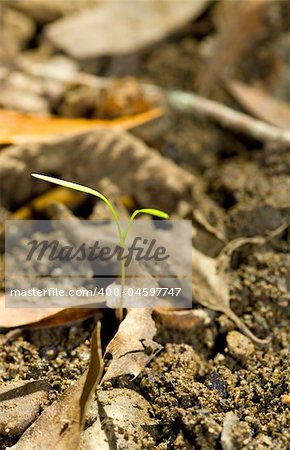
left=0, top=1, right=290, bottom=448
left=102, top=308, right=162, bottom=383
left=45, top=0, right=210, bottom=60
left=0, top=128, right=194, bottom=213
left=191, top=224, right=288, bottom=346
left=197, top=0, right=268, bottom=96
left=0, top=293, right=100, bottom=329
left=0, top=144, right=287, bottom=445
left=9, top=323, right=102, bottom=450
left=226, top=79, right=290, bottom=130
left=0, top=107, right=162, bottom=144
left=6, top=320, right=156, bottom=449
left=0, top=380, right=50, bottom=437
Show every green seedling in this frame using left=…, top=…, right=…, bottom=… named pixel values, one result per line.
left=32, top=174, right=168, bottom=316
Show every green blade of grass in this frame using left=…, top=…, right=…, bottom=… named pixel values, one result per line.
left=32, top=173, right=106, bottom=200
left=31, top=173, right=121, bottom=237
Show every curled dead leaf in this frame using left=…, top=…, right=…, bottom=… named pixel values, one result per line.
left=80, top=323, right=103, bottom=427
left=227, top=79, right=290, bottom=130
left=197, top=0, right=268, bottom=95
left=102, top=308, right=162, bottom=383
left=191, top=225, right=288, bottom=346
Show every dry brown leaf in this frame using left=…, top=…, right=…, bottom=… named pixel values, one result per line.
left=0, top=129, right=194, bottom=213
left=0, top=293, right=100, bottom=328
left=0, top=294, right=62, bottom=328
left=10, top=376, right=84, bottom=450
left=0, top=380, right=50, bottom=437
left=45, top=0, right=210, bottom=60
left=198, top=0, right=268, bottom=95
left=26, top=308, right=101, bottom=329
left=0, top=107, right=163, bottom=144
left=80, top=323, right=103, bottom=427
left=102, top=308, right=162, bottom=382
left=191, top=226, right=287, bottom=346
left=11, top=0, right=100, bottom=24
left=227, top=80, right=290, bottom=130
left=81, top=388, right=156, bottom=449
left=10, top=323, right=102, bottom=450
left=60, top=77, right=154, bottom=120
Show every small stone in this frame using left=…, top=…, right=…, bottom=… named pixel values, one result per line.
left=207, top=371, right=229, bottom=398
left=226, top=331, right=255, bottom=361
left=281, top=394, right=290, bottom=405
left=217, top=314, right=236, bottom=333
left=40, top=346, right=56, bottom=360
left=214, top=353, right=225, bottom=364
left=221, top=413, right=252, bottom=450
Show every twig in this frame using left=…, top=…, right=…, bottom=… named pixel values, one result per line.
left=18, top=62, right=290, bottom=145
left=166, top=90, right=290, bottom=146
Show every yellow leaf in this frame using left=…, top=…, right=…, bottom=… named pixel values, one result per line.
left=0, top=108, right=163, bottom=144
left=9, top=186, right=86, bottom=220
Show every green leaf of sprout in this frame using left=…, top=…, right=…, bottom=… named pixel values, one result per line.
left=32, top=173, right=169, bottom=316
left=32, top=174, right=105, bottom=199
left=32, top=174, right=169, bottom=248
left=130, top=208, right=169, bottom=221
left=31, top=173, right=120, bottom=234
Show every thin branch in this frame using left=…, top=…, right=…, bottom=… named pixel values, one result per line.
left=18, top=62, right=290, bottom=145
left=166, top=90, right=290, bottom=146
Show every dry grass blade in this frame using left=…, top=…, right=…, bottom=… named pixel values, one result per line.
left=227, top=79, right=290, bottom=130
left=80, top=322, right=103, bottom=427
left=0, top=107, right=163, bottom=144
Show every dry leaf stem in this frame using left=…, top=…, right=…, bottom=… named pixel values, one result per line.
left=167, top=90, right=290, bottom=146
